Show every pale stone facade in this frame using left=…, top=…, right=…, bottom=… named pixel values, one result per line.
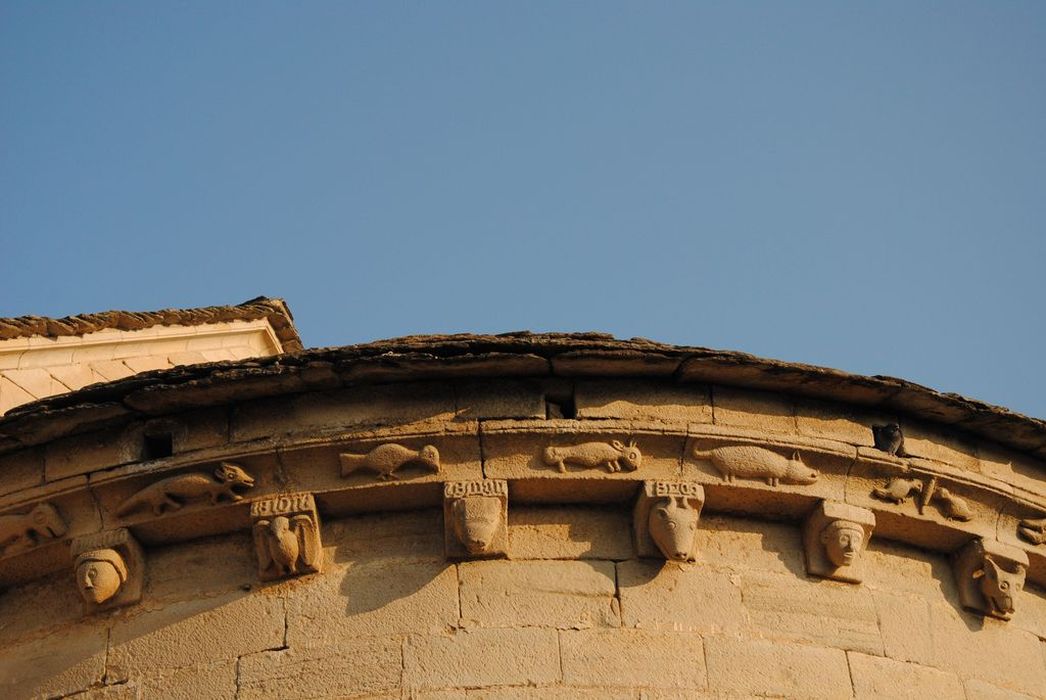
left=1, top=320, right=1045, bottom=698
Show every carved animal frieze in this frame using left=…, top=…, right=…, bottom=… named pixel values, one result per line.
left=251, top=493, right=322, bottom=581
left=872, top=423, right=909, bottom=457
left=1017, top=517, right=1046, bottom=545
left=339, top=444, right=441, bottom=481
left=71, top=528, right=144, bottom=613
left=633, top=481, right=705, bottom=562
left=116, top=463, right=255, bottom=517
left=802, top=501, right=875, bottom=583
left=542, top=440, right=641, bottom=473
left=0, top=502, right=67, bottom=557
left=953, top=538, right=1028, bottom=621
left=871, top=475, right=973, bottom=522
left=935, top=487, right=973, bottom=522
left=692, top=445, right=818, bottom=487
left=444, top=480, right=507, bottom=558
left=871, top=477, right=923, bottom=504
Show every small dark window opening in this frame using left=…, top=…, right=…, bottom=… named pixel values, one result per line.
left=545, top=396, right=577, bottom=420
left=143, top=432, right=173, bottom=460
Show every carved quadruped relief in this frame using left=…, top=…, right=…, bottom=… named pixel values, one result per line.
left=339, top=443, right=441, bottom=481
left=116, top=462, right=255, bottom=517
left=443, top=480, right=508, bottom=558
left=542, top=440, right=642, bottom=473
left=0, top=501, right=67, bottom=557
left=872, top=423, right=909, bottom=457
left=692, top=445, right=818, bottom=487
left=802, top=501, right=875, bottom=583
left=1018, top=517, right=1046, bottom=545
left=633, top=481, right=705, bottom=562
left=71, top=528, right=143, bottom=613
left=251, top=492, right=322, bottom=581
left=871, top=475, right=973, bottom=522
left=953, top=538, right=1028, bottom=621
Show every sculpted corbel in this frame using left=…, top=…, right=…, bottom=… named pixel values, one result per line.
left=250, top=492, right=322, bottom=581
left=802, top=501, right=875, bottom=583
left=953, top=538, right=1028, bottom=621
left=443, top=480, right=508, bottom=558
left=71, top=528, right=144, bottom=614
left=633, top=481, right=705, bottom=562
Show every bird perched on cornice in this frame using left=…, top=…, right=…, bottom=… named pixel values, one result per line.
left=254, top=515, right=319, bottom=577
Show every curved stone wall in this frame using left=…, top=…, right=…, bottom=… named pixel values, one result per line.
left=2, top=338, right=1045, bottom=698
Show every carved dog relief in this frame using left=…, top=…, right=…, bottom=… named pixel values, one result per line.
left=542, top=440, right=641, bottom=473
left=340, top=443, right=441, bottom=481
left=250, top=493, right=322, bottom=581
left=953, top=538, right=1028, bottom=620
left=116, top=462, right=256, bottom=517
left=633, top=481, right=705, bottom=562
left=443, top=480, right=508, bottom=558
left=802, top=501, right=875, bottom=583
left=693, top=445, right=818, bottom=487
left=71, top=528, right=143, bottom=614
left=0, top=502, right=67, bottom=558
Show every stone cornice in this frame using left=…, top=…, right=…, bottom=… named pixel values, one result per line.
left=0, top=333, right=1043, bottom=461
left=0, top=296, right=301, bottom=353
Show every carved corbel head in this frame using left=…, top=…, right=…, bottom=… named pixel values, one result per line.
left=802, top=501, right=875, bottom=583
left=75, top=548, right=128, bottom=605
left=954, top=538, right=1028, bottom=621
left=634, top=481, right=705, bottom=562
left=70, top=528, right=144, bottom=614
left=444, top=480, right=508, bottom=558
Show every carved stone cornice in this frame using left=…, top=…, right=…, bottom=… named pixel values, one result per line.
left=1, top=334, right=1043, bottom=463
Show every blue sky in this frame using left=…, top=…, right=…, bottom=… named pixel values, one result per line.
left=2, top=3, right=1044, bottom=418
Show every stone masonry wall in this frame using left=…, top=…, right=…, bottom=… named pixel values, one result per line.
left=3, top=506, right=1046, bottom=699
left=3, top=374, right=1046, bottom=699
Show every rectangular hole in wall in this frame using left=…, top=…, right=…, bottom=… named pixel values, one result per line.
left=143, top=432, right=173, bottom=460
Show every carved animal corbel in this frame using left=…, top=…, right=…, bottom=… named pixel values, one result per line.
left=339, top=444, right=440, bottom=480
left=443, top=480, right=508, bottom=558
left=0, top=502, right=67, bottom=557
left=953, top=538, right=1028, bottom=621
left=692, top=445, right=818, bottom=487
left=542, top=440, right=642, bottom=473
left=802, top=501, right=875, bottom=583
left=71, top=528, right=144, bottom=613
left=633, top=481, right=705, bottom=562
left=116, top=462, right=255, bottom=517
left=250, top=493, right=322, bottom=580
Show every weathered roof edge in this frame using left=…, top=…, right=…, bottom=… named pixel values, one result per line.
left=0, top=296, right=302, bottom=352
left=1, top=332, right=1044, bottom=460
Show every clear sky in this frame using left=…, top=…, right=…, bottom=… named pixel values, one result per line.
left=2, top=3, right=1044, bottom=418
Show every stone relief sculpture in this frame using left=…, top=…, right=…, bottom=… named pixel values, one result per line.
left=871, top=477, right=923, bottom=504
left=871, top=475, right=973, bottom=522
left=251, top=492, right=321, bottom=580
left=633, top=481, right=705, bottom=562
left=692, top=445, right=818, bottom=486
left=934, top=487, right=973, bottom=522
left=542, top=440, right=642, bottom=473
left=872, top=423, right=909, bottom=457
left=802, top=501, right=875, bottom=583
left=443, top=480, right=508, bottom=558
left=70, top=528, right=144, bottom=613
left=0, top=502, right=67, bottom=557
left=953, top=538, right=1028, bottom=620
left=1017, top=517, right=1046, bottom=545
left=116, top=462, right=256, bottom=517
left=339, top=444, right=441, bottom=480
